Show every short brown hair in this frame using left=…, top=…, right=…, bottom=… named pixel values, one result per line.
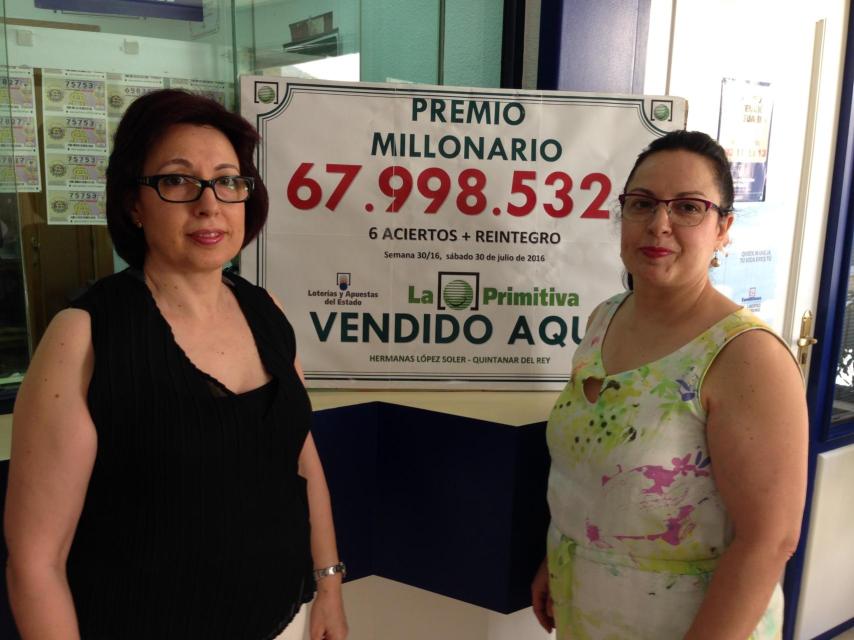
left=106, top=89, right=269, bottom=269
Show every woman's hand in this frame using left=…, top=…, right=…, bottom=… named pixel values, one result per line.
left=309, top=581, right=348, bottom=640
left=531, top=557, right=554, bottom=633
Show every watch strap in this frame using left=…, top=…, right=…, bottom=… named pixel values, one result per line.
left=313, top=562, right=346, bottom=581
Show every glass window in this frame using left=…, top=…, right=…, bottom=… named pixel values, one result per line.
left=0, top=0, right=239, bottom=391
left=0, top=26, right=28, bottom=402
left=831, top=252, right=854, bottom=424
left=665, top=2, right=817, bottom=336
left=0, top=0, right=506, bottom=401
left=234, top=0, right=504, bottom=86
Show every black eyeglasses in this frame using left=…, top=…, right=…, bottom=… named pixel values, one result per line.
left=618, top=193, right=727, bottom=227
left=137, top=174, right=254, bottom=203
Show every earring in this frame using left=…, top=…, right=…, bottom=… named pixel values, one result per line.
left=710, top=249, right=721, bottom=268
left=134, top=219, right=142, bottom=229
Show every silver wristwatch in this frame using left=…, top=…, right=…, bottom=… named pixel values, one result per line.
left=313, top=562, right=346, bottom=581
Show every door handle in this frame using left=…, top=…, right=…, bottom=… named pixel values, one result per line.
left=797, top=310, right=818, bottom=370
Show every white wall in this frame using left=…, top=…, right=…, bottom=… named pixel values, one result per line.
left=795, top=444, right=854, bottom=639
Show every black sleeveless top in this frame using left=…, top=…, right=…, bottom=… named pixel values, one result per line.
left=67, top=269, right=315, bottom=640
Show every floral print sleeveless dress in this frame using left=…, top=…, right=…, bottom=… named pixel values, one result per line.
left=546, top=292, right=785, bottom=639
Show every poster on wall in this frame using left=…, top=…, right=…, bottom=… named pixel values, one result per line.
left=41, top=69, right=108, bottom=225
left=241, top=78, right=687, bottom=389
left=711, top=202, right=780, bottom=327
left=717, top=78, right=773, bottom=202
left=0, top=66, right=42, bottom=193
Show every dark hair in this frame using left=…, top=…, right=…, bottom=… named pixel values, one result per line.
left=106, top=89, right=268, bottom=269
left=623, top=129, right=734, bottom=214
left=622, top=130, right=734, bottom=291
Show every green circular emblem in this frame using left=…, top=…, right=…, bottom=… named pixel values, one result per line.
left=47, top=88, right=63, bottom=102
left=109, top=94, right=124, bottom=109
left=50, top=163, right=66, bottom=177
left=442, top=280, right=474, bottom=310
left=51, top=199, right=68, bottom=213
left=48, top=126, right=65, bottom=140
left=257, top=85, right=275, bottom=104
left=653, top=104, right=670, bottom=121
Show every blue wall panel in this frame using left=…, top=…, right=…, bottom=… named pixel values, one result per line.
left=538, top=0, right=650, bottom=93
left=312, top=403, right=380, bottom=583
left=313, top=402, right=550, bottom=613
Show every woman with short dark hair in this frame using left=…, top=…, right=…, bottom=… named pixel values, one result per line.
left=5, top=89, right=347, bottom=640
left=531, top=130, right=807, bottom=639
left=105, top=89, right=270, bottom=269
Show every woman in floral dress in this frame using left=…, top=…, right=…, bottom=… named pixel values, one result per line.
left=532, top=131, right=807, bottom=640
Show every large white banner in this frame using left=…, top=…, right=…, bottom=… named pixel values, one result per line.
left=241, top=78, right=686, bottom=389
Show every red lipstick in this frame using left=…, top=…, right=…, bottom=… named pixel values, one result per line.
left=189, top=229, right=225, bottom=245
left=640, top=246, right=673, bottom=258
